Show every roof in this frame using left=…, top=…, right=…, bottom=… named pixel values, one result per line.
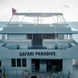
left=13, top=13, right=63, bottom=17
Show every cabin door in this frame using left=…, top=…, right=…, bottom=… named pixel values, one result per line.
left=32, top=34, right=42, bottom=47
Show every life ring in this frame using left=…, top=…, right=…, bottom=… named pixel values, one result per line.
left=22, top=70, right=31, bottom=78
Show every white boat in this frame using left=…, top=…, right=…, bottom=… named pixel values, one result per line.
left=0, top=12, right=78, bottom=78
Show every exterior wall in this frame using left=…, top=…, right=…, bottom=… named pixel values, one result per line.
left=58, top=34, right=64, bottom=39
left=2, top=59, right=11, bottom=70
left=43, top=40, right=56, bottom=49
left=63, top=59, right=72, bottom=77
left=0, top=45, right=78, bottom=59
left=27, top=58, right=32, bottom=72
left=8, top=34, right=26, bottom=40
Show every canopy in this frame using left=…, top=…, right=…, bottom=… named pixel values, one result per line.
left=13, top=13, right=63, bottom=17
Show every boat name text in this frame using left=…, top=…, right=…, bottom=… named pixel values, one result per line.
left=19, top=52, right=55, bottom=56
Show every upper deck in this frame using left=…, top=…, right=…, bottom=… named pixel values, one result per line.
left=0, top=12, right=78, bottom=34
left=0, top=12, right=78, bottom=50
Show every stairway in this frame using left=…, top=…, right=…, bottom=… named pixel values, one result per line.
left=32, top=63, right=35, bottom=72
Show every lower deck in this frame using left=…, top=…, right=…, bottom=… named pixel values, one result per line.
left=0, top=58, right=73, bottom=78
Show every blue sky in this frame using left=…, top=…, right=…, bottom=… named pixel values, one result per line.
left=0, top=0, right=78, bottom=21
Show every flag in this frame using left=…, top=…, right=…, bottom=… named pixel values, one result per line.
left=12, top=8, right=16, bottom=14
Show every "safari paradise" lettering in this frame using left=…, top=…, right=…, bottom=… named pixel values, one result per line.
left=19, top=51, right=56, bottom=56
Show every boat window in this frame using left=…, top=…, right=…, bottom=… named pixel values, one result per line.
left=17, top=59, right=21, bottom=67
left=11, top=58, right=27, bottom=67
left=27, top=34, right=32, bottom=39
left=43, top=34, right=58, bottom=39
left=22, top=59, right=26, bottom=67
left=47, top=59, right=63, bottom=72
left=32, top=34, right=42, bottom=47
left=0, top=61, right=1, bottom=67
left=11, top=59, right=16, bottom=67
left=16, top=45, right=20, bottom=49
left=2, top=34, right=7, bottom=40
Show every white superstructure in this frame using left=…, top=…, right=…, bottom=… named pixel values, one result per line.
left=0, top=12, right=78, bottom=78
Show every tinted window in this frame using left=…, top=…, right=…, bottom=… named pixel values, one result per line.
left=27, top=34, right=32, bottom=39
left=11, top=59, right=16, bottom=67
left=22, top=59, right=26, bottom=67
left=43, top=34, right=58, bottom=39
left=17, top=59, right=21, bottom=67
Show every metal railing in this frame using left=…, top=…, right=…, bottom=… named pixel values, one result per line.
left=0, top=69, right=70, bottom=78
